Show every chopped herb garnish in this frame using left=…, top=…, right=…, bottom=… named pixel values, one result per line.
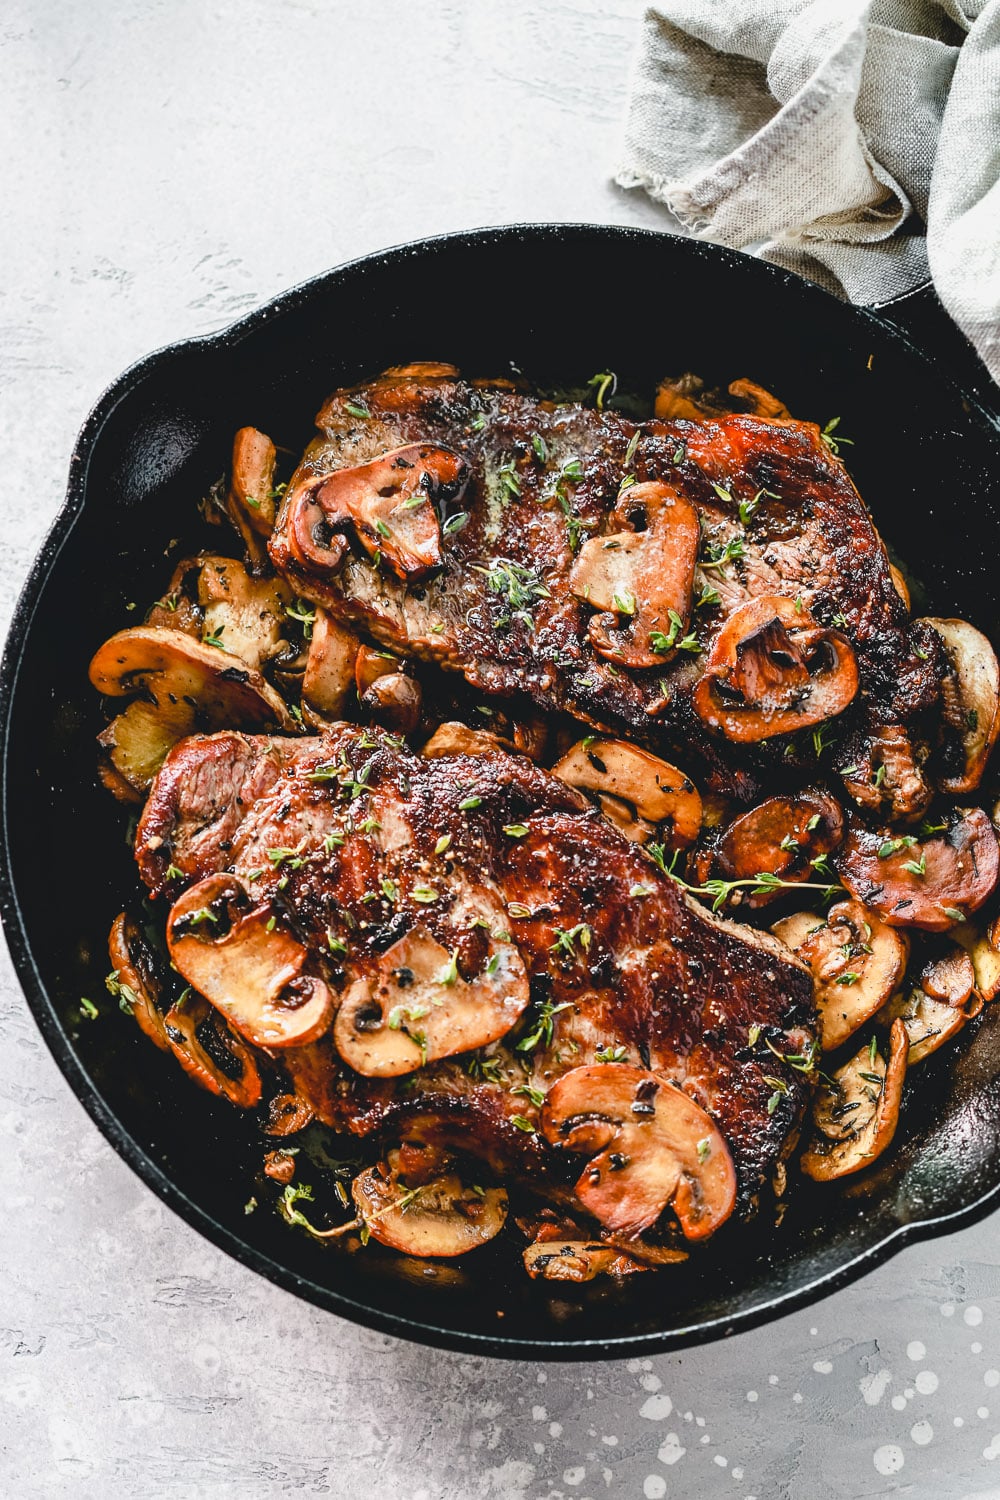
left=596, top=1044, right=628, bottom=1064
left=550, top=923, right=592, bottom=960
left=459, top=795, right=482, bottom=811
left=434, top=834, right=452, bottom=855
left=412, top=886, right=439, bottom=904
left=587, top=371, right=617, bottom=410
left=443, top=511, right=469, bottom=535
left=700, top=536, right=745, bottom=572
left=80, top=997, right=99, bottom=1021
left=517, top=996, right=572, bottom=1053
left=345, top=400, right=371, bottom=419
left=820, top=416, right=853, bottom=456
left=532, top=434, right=548, bottom=463
left=503, top=824, right=529, bottom=838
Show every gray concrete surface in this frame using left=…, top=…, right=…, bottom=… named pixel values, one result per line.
left=2, top=3, right=1000, bottom=1496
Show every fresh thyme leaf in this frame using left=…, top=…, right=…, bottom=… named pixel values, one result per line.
left=587, top=371, right=617, bottom=410
left=345, top=400, right=371, bottom=419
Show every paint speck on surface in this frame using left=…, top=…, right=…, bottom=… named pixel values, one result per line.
left=643, top=1478, right=666, bottom=1499
left=892, top=1396, right=908, bottom=1412
left=695, top=1416, right=706, bottom=1428
left=768, top=1375, right=779, bottom=1386
left=915, top=1371, right=938, bottom=1395
left=813, top=1360, right=833, bottom=1375
left=732, top=1468, right=744, bottom=1481
left=905, top=1389, right=915, bottom=1399
left=980, top=1408, right=991, bottom=1419
left=984, top=1433, right=1000, bottom=1461
left=973, top=1342, right=984, bottom=1354
left=563, top=1467, right=585, bottom=1487
left=966, top=1306, right=984, bottom=1326
left=907, top=1340, right=926, bottom=1361
left=536, top=1372, right=547, bottom=1384
left=657, top=1433, right=685, bottom=1466
left=700, top=1433, right=711, bottom=1444
left=714, top=1454, right=728, bottom=1467
left=640, top=1374, right=662, bottom=1394
left=532, top=1406, right=547, bottom=1422
left=810, top=1327, right=818, bottom=1336
left=793, top=1393, right=803, bottom=1404
left=532, top=1443, right=544, bottom=1456
left=640, top=1394, right=673, bottom=1421
left=873, top=1444, right=905, bottom=1476
left=746, top=1391, right=758, bottom=1403
left=861, top=1369, right=893, bottom=1405
left=941, top=1303, right=955, bottom=1317
left=910, top=1420, right=933, bottom=1446
left=987, top=1370, right=1000, bottom=1388
left=549, top=1423, right=563, bottom=1438
left=602, top=1436, right=618, bottom=1446
left=954, top=1417, right=964, bottom=1428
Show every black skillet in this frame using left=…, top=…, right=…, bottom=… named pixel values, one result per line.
left=2, top=225, right=999, bottom=1360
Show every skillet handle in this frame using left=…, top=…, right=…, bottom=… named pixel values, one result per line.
left=869, top=282, right=999, bottom=417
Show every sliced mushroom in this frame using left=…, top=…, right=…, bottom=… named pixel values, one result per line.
left=772, top=901, right=908, bottom=1051
left=162, top=990, right=262, bottom=1108
left=726, top=378, right=791, bottom=419
left=301, top=607, right=360, bottom=723
left=352, top=1165, right=507, bottom=1256
left=144, top=556, right=204, bottom=636
left=90, top=626, right=295, bottom=794
left=551, top=737, right=702, bottom=847
left=714, top=789, right=842, bottom=908
left=227, top=426, right=277, bottom=570
left=954, top=915, right=1000, bottom=1002
left=540, top=1064, right=736, bottom=1241
left=654, top=372, right=727, bottom=421
left=421, top=721, right=511, bottom=758
left=923, top=618, right=1000, bottom=793
left=800, top=1018, right=908, bottom=1181
left=836, top=808, right=1000, bottom=931
left=839, top=724, right=933, bottom=823
left=355, top=643, right=400, bottom=695
left=264, top=1092, right=315, bottom=1136
left=380, top=362, right=461, bottom=380
left=167, top=874, right=333, bottom=1050
left=879, top=943, right=981, bottom=1064
left=312, top=443, right=468, bottom=581
left=522, top=1239, right=647, bottom=1282
left=333, top=924, right=529, bottom=1077
left=108, top=912, right=170, bottom=1051
left=692, top=596, right=859, bottom=742
left=569, top=482, right=700, bottom=668
left=195, top=555, right=292, bottom=671
left=361, top=673, right=423, bottom=734
left=889, top=564, right=911, bottom=610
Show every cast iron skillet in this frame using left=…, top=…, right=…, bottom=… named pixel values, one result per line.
left=2, top=225, right=999, bottom=1360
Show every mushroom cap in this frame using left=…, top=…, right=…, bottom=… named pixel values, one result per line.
left=351, top=1166, right=508, bottom=1257
left=361, top=672, right=423, bottom=735
left=550, top=737, right=702, bottom=847
left=333, top=922, right=530, bottom=1078
left=692, top=595, right=859, bottom=742
left=89, top=626, right=295, bottom=728
left=167, top=874, right=333, bottom=1050
left=922, top=617, right=1000, bottom=793
left=715, top=789, right=843, bottom=907
left=540, top=1064, right=736, bottom=1241
left=162, top=990, right=262, bottom=1108
left=569, top=482, right=700, bottom=669
left=421, top=721, right=512, bottom=758
left=772, top=900, right=908, bottom=1051
left=836, top=808, right=999, bottom=931
left=800, top=1018, right=909, bottom=1181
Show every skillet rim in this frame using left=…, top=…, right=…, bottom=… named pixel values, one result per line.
left=2, top=221, right=999, bottom=1360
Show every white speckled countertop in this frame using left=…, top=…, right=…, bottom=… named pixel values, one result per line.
left=3, top=3, right=999, bottom=1496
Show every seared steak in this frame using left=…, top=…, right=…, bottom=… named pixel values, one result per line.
left=137, top=725, right=814, bottom=1224
left=269, top=368, right=946, bottom=814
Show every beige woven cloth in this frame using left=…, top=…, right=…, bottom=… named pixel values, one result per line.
left=616, top=0, right=1000, bottom=382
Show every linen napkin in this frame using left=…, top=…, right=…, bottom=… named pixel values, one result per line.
left=616, top=0, right=1000, bottom=383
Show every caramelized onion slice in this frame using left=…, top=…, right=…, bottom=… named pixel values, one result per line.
left=167, top=874, right=333, bottom=1049
left=923, top=618, right=1000, bottom=793
left=772, top=900, right=908, bottom=1051
left=313, top=442, right=467, bottom=581
left=333, top=923, right=530, bottom=1078
left=715, top=789, right=842, bottom=908
left=551, top=736, right=702, bottom=847
left=569, top=482, right=700, bottom=668
left=692, top=596, right=859, bottom=742
left=836, top=808, right=999, bottom=932
left=352, top=1166, right=507, bottom=1257
left=800, top=1019, right=908, bottom=1181
left=540, top=1064, right=736, bottom=1241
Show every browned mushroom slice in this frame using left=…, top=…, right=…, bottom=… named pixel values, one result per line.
left=108, top=912, right=170, bottom=1051
left=421, top=721, right=512, bottom=758
left=714, top=789, right=842, bottom=908
left=90, top=625, right=296, bottom=794
left=800, top=1018, right=908, bottom=1181
left=522, top=1239, right=648, bottom=1282
left=196, top=555, right=292, bottom=671
left=889, top=565, right=911, bottom=610
left=361, top=673, right=423, bottom=734
left=285, top=483, right=351, bottom=574
left=352, top=1165, right=507, bottom=1256
left=879, top=943, right=981, bottom=1063
left=313, top=443, right=467, bottom=581
left=551, top=737, right=702, bottom=847
left=692, top=596, right=859, bottom=742
left=836, top=808, right=1000, bottom=932
left=334, top=923, right=529, bottom=1077
left=167, top=874, right=333, bottom=1050
left=839, top=724, right=933, bottom=823
left=726, top=378, right=791, bottom=419
left=954, top=915, right=1000, bottom=1002
left=772, top=901, right=908, bottom=1051
left=540, top=1064, right=736, bottom=1241
left=654, top=373, right=728, bottom=421
left=163, top=990, right=262, bottom=1107
left=301, top=607, right=360, bottom=724
left=264, top=1092, right=315, bottom=1136
left=569, top=482, right=700, bottom=668
left=226, top=426, right=278, bottom=569
left=923, top=618, right=1000, bottom=793
left=355, top=643, right=401, bottom=694
left=380, top=362, right=461, bottom=380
